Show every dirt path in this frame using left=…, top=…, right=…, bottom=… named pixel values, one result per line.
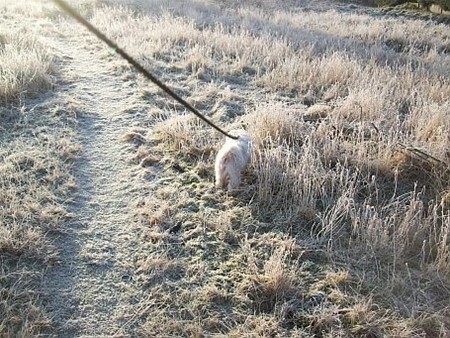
left=40, top=23, right=149, bottom=337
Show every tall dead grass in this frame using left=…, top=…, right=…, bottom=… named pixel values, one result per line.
left=0, top=30, right=54, bottom=102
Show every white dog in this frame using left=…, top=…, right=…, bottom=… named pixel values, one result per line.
left=215, top=129, right=252, bottom=191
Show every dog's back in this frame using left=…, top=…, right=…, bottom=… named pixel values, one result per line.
left=215, top=129, right=251, bottom=190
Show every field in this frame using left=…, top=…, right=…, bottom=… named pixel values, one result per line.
left=1, top=0, right=449, bottom=336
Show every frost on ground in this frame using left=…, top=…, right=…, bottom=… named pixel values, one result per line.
left=1, top=0, right=449, bottom=337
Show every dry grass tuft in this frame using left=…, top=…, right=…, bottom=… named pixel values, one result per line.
left=152, top=114, right=218, bottom=159
left=122, top=131, right=147, bottom=144
left=244, top=102, right=306, bottom=148
left=238, top=247, right=299, bottom=314
left=0, top=30, right=54, bottom=102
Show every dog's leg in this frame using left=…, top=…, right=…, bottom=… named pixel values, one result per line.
left=215, top=167, right=225, bottom=188
left=227, top=167, right=241, bottom=191
left=215, top=153, right=229, bottom=188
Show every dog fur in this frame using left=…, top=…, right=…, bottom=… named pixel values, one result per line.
left=215, top=129, right=251, bottom=191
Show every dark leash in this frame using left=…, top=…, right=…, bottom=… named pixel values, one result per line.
left=51, top=0, right=238, bottom=140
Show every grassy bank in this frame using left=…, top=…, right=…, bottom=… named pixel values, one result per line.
left=0, top=1, right=79, bottom=335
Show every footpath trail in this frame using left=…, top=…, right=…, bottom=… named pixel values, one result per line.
left=40, top=20, right=150, bottom=337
